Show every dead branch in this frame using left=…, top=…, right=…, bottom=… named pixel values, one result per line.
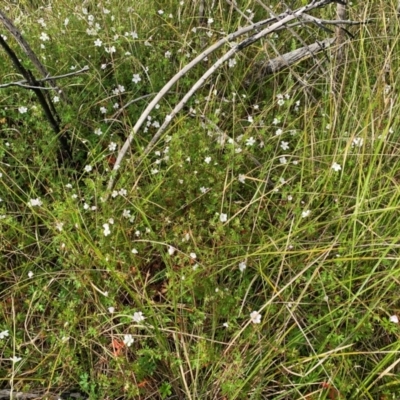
left=0, top=66, right=89, bottom=89
left=0, top=9, right=68, bottom=102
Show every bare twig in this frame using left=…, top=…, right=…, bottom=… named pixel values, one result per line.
left=0, top=9, right=68, bottom=102
left=0, top=66, right=89, bottom=89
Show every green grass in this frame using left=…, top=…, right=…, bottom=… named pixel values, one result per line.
left=1, top=0, right=400, bottom=399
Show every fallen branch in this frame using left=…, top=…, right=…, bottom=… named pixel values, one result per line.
left=0, top=66, right=89, bottom=89
left=0, top=9, right=68, bottom=102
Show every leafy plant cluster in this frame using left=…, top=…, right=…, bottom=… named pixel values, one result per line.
left=1, top=0, right=400, bottom=399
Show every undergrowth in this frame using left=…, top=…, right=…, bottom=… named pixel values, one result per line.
left=1, top=0, right=400, bottom=399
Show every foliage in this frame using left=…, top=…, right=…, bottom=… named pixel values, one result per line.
left=1, top=0, right=400, bottom=399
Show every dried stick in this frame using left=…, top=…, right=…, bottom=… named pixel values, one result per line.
left=0, top=66, right=89, bottom=89
left=0, top=9, right=68, bottom=102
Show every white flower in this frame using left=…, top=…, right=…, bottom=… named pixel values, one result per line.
left=103, top=223, right=111, bottom=236
left=245, top=137, right=256, bottom=146
left=239, top=262, right=246, bottom=272
left=123, top=334, right=134, bottom=347
left=94, top=38, right=102, bottom=47
left=122, top=209, right=131, bottom=218
left=158, top=10, right=164, bottom=15
left=250, top=311, right=261, bottom=324
left=53, top=96, right=59, bottom=103
left=10, top=356, right=22, bottom=363
left=108, top=307, right=115, bottom=313
left=238, top=174, right=246, bottom=183
left=331, top=162, right=341, bottom=172
left=165, top=51, right=172, bottom=58
left=207, top=18, right=214, bottom=24
left=84, top=165, right=92, bottom=172
left=100, top=106, right=107, bottom=114
left=94, top=128, right=102, bottom=136
left=390, top=315, right=399, bottom=324
left=190, top=252, right=197, bottom=260
left=18, top=106, right=28, bottom=114
left=204, top=156, right=211, bottom=164
left=168, top=246, right=176, bottom=256
left=131, top=248, right=138, bottom=254
left=228, top=58, right=237, bottom=68
left=200, top=186, right=209, bottom=194
left=223, top=322, right=229, bottom=328
left=272, top=118, right=280, bottom=125
left=27, top=198, right=42, bottom=207
left=279, top=156, right=287, bottom=164
left=302, top=210, right=311, bottom=218
left=105, top=46, right=116, bottom=54
left=352, top=137, right=363, bottom=148
left=108, top=142, right=117, bottom=151
left=28, top=271, right=34, bottom=278
left=275, top=128, right=283, bottom=136
left=132, top=311, right=145, bottom=323
left=132, top=74, right=141, bottom=84
left=0, top=330, right=9, bottom=339
left=39, top=32, right=49, bottom=41
left=220, top=213, right=227, bottom=222
left=280, top=141, right=289, bottom=151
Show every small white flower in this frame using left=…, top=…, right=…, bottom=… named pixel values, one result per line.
left=280, top=141, right=289, bottom=151
left=219, top=213, right=227, bottom=223
left=168, top=246, right=176, bottom=256
left=10, top=356, right=22, bottom=363
left=132, top=74, right=141, bottom=84
left=164, top=50, right=172, bottom=58
left=94, top=38, right=102, bottom=47
left=39, top=32, right=49, bottom=41
left=108, top=307, right=115, bottom=313
left=158, top=9, right=164, bottom=15
left=207, top=18, right=214, bottom=24
left=122, top=209, right=131, bottom=218
left=53, top=96, right=59, bottom=103
left=204, top=156, right=212, bottom=164
left=165, top=115, right=172, bottom=122
left=94, top=128, right=102, bottom=136
left=100, top=106, right=107, bottom=114
left=131, top=248, right=138, bottom=254
left=352, top=137, right=363, bottom=148
left=84, top=165, right=92, bottom=172
left=331, top=162, right=341, bottom=172
left=103, top=223, right=111, bottom=236
left=223, top=322, right=229, bottom=328
left=132, top=311, right=145, bottom=323
left=28, top=271, right=34, bottom=278
left=190, top=252, right=197, bottom=260
left=275, top=128, right=283, bottom=136
left=239, top=262, right=246, bottom=272
left=302, top=210, right=311, bottom=218
left=200, top=186, right=209, bottom=194
left=18, top=106, right=28, bottom=114
left=123, top=334, right=134, bottom=347
left=108, top=142, right=117, bottom=151
left=0, top=330, right=9, bottom=339
left=272, top=118, right=280, bottom=125
left=228, top=58, right=237, bottom=68
left=279, top=156, right=287, bottom=164
left=245, top=137, right=256, bottom=146
left=238, top=174, right=246, bottom=183
left=390, top=315, right=399, bottom=324
left=250, top=311, right=261, bottom=324
left=27, top=198, right=42, bottom=207
left=105, top=46, right=116, bottom=54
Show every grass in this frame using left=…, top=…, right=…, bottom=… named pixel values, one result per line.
left=1, top=0, right=400, bottom=399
